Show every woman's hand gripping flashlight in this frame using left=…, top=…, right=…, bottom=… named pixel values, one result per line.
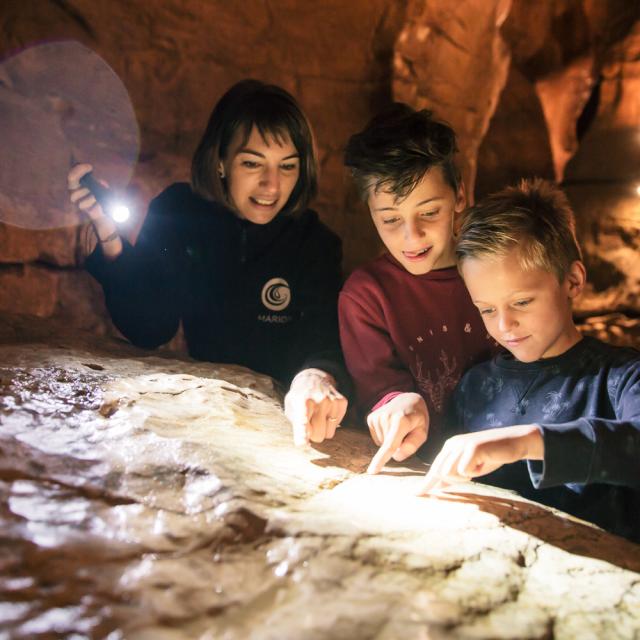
left=79, top=172, right=131, bottom=223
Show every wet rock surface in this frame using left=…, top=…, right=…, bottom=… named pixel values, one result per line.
left=1, top=316, right=639, bottom=639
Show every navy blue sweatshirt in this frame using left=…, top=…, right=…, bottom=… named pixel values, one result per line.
left=86, top=183, right=347, bottom=387
left=446, top=336, right=640, bottom=541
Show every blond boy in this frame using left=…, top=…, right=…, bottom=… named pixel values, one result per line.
left=420, top=179, right=640, bottom=541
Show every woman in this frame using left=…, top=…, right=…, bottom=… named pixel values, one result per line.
left=68, top=79, right=348, bottom=445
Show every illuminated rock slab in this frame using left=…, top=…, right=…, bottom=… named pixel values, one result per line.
left=1, top=317, right=639, bottom=639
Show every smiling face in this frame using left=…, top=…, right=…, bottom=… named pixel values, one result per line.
left=367, top=166, right=466, bottom=275
left=460, top=249, right=585, bottom=362
left=221, top=126, right=300, bottom=224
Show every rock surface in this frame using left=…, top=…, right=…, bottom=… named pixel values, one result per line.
left=1, top=315, right=639, bottom=639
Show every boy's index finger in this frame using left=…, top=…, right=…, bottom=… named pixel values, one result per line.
left=416, top=469, right=439, bottom=495
left=367, top=444, right=392, bottom=475
left=416, top=443, right=451, bottom=494
left=366, top=417, right=405, bottom=474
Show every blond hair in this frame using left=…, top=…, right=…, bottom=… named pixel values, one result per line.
left=456, top=178, right=583, bottom=281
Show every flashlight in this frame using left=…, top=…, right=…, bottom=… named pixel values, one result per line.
left=79, top=172, right=131, bottom=223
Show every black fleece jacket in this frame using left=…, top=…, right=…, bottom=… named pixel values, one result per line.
left=86, top=182, right=347, bottom=387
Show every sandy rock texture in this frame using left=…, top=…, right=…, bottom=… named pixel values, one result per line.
left=1, top=316, right=639, bottom=639
left=0, top=1, right=639, bottom=339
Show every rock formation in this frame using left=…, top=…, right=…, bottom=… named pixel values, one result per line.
left=1, top=315, right=639, bottom=638
left=395, top=0, right=640, bottom=318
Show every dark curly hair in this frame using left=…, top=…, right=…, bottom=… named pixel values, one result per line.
left=344, top=103, right=461, bottom=201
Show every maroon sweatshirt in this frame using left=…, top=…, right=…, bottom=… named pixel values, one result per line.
left=339, top=254, right=495, bottom=428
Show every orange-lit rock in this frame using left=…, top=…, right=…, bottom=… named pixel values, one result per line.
left=475, top=65, right=555, bottom=197
left=568, top=184, right=640, bottom=315
left=0, top=263, right=113, bottom=335
left=565, top=20, right=640, bottom=314
left=0, top=1, right=639, bottom=331
left=393, top=0, right=511, bottom=199
left=534, top=55, right=594, bottom=182
left=0, top=225, right=80, bottom=267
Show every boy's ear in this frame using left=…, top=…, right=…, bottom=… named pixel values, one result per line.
left=565, top=260, right=587, bottom=300
left=454, top=182, right=467, bottom=213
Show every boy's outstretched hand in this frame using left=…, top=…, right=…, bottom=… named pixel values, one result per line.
left=367, top=392, right=429, bottom=474
left=417, top=424, right=544, bottom=495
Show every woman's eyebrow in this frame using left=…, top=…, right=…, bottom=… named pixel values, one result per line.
left=238, top=148, right=265, bottom=158
left=237, top=148, right=300, bottom=160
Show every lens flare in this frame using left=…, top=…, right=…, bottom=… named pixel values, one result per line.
left=110, top=204, right=131, bottom=223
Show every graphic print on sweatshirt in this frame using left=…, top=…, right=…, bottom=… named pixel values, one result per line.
left=405, top=319, right=496, bottom=414
left=413, top=350, right=459, bottom=413
left=541, top=390, right=572, bottom=420
left=258, top=277, right=293, bottom=324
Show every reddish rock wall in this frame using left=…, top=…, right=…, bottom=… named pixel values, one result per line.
left=393, top=0, right=512, bottom=199
left=393, top=0, right=640, bottom=318
left=564, top=19, right=640, bottom=314
left=0, top=0, right=406, bottom=337
left=1, top=0, right=639, bottom=340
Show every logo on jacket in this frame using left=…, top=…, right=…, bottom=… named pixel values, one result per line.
left=261, top=277, right=291, bottom=311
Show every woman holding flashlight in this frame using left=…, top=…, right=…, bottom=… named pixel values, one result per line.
left=68, top=79, right=348, bottom=446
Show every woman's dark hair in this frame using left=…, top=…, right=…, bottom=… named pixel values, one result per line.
left=344, top=103, right=461, bottom=200
left=191, top=79, right=318, bottom=214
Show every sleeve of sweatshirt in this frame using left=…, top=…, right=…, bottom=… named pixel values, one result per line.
left=338, top=273, right=417, bottom=414
left=527, top=355, right=640, bottom=490
left=84, top=185, right=187, bottom=349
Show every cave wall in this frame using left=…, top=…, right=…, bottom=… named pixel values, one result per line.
left=0, top=0, right=407, bottom=337
left=0, top=0, right=639, bottom=340
left=563, top=18, right=640, bottom=314
left=395, top=0, right=640, bottom=316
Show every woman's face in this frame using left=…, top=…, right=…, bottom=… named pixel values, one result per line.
left=221, top=125, right=300, bottom=224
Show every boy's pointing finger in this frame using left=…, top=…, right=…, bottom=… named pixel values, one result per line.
left=366, top=416, right=405, bottom=474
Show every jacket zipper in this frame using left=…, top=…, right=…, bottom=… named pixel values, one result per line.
left=240, top=225, right=247, bottom=264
